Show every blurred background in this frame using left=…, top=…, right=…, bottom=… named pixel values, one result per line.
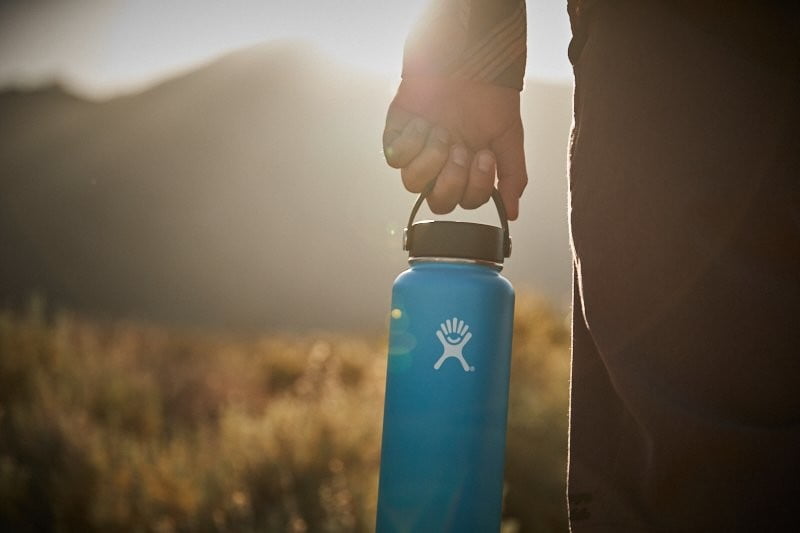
left=0, top=1, right=574, bottom=531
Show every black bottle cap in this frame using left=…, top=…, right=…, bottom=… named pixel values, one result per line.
left=403, top=185, right=512, bottom=263
left=405, top=220, right=509, bottom=263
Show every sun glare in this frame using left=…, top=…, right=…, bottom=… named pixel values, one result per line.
left=0, top=1, right=570, bottom=98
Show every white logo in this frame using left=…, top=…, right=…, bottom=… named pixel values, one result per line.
left=434, top=317, right=474, bottom=372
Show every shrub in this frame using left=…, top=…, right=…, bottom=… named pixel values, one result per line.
left=0, top=292, right=569, bottom=532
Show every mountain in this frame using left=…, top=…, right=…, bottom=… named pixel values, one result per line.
left=0, top=42, right=573, bottom=331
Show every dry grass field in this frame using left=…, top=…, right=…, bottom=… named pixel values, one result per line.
left=0, top=292, right=570, bottom=532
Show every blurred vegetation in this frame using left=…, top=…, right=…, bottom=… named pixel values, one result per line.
left=0, top=292, right=569, bottom=532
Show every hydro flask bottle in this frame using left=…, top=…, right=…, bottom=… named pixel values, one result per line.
left=376, top=187, right=515, bottom=532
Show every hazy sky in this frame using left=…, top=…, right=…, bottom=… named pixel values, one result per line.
left=0, top=0, right=572, bottom=98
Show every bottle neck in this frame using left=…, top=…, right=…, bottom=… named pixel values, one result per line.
left=408, top=256, right=503, bottom=271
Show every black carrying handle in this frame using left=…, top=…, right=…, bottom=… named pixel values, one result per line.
left=403, top=180, right=512, bottom=258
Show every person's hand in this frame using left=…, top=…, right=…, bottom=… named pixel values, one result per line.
left=382, top=77, right=527, bottom=220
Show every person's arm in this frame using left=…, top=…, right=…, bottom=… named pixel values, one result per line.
left=383, top=0, right=528, bottom=219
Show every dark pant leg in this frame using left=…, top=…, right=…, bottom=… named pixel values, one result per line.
left=567, top=2, right=800, bottom=531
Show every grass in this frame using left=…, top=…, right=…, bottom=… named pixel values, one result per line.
left=0, top=292, right=570, bottom=532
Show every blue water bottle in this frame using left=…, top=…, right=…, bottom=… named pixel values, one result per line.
left=376, top=187, right=515, bottom=532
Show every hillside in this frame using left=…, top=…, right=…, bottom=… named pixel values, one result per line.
left=0, top=42, right=573, bottom=331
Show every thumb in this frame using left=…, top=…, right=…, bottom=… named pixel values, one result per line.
left=490, top=121, right=528, bottom=221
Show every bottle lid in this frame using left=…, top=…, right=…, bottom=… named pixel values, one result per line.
left=403, top=185, right=512, bottom=263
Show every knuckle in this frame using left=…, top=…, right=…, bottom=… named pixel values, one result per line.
left=385, top=152, right=404, bottom=169
left=401, top=168, right=427, bottom=193
left=428, top=126, right=450, bottom=146
left=386, top=140, right=418, bottom=168
left=427, top=186, right=458, bottom=214
left=427, top=198, right=452, bottom=215
left=439, top=166, right=468, bottom=192
left=428, top=180, right=463, bottom=213
left=460, top=198, right=485, bottom=210
left=460, top=189, right=491, bottom=210
left=426, top=135, right=449, bottom=157
left=421, top=147, right=449, bottom=173
left=397, top=133, right=424, bottom=154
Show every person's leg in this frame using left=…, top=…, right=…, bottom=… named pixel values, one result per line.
left=567, top=2, right=800, bottom=530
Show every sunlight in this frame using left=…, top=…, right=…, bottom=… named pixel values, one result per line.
left=0, top=0, right=430, bottom=97
left=0, top=0, right=571, bottom=98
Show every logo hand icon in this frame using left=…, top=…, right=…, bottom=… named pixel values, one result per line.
left=434, top=318, right=473, bottom=371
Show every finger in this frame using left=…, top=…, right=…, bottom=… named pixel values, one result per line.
left=460, top=149, right=495, bottom=210
left=427, top=144, right=470, bottom=215
left=382, top=105, right=414, bottom=148
left=490, top=121, right=528, bottom=220
left=383, top=115, right=431, bottom=169
left=400, top=126, right=450, bottom=193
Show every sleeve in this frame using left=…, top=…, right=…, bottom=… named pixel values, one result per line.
left=402, top=0, right=527, bottom=91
